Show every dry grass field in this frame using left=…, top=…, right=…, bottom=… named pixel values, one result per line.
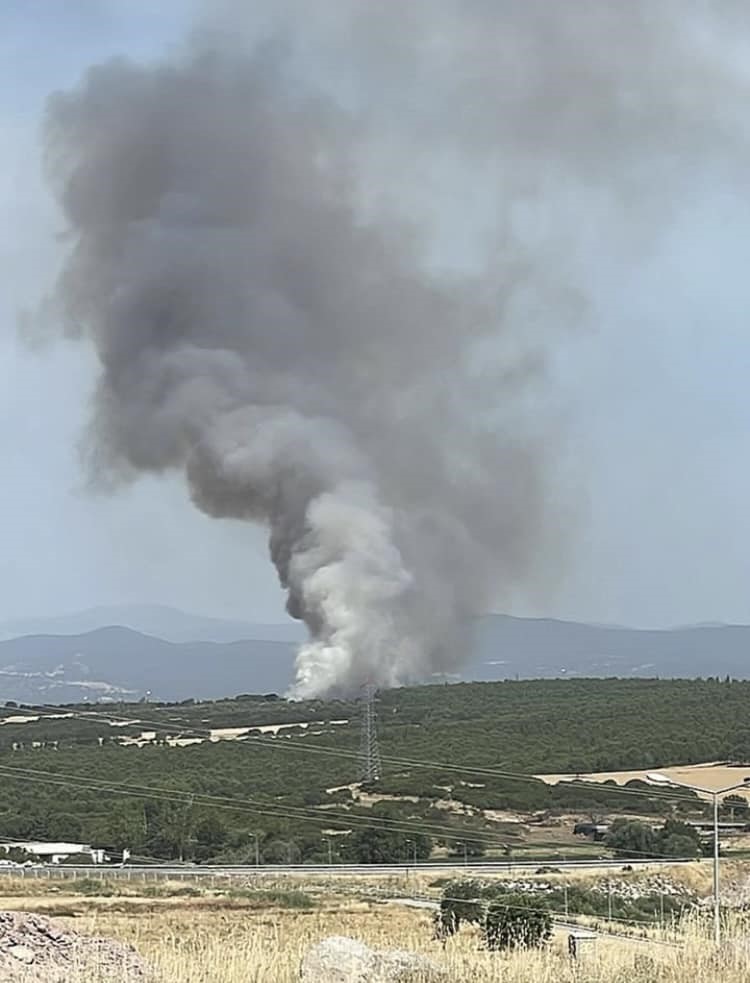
left=1, top=873, right=749, bottom=981
left=536, top=762, right=750, bottom=799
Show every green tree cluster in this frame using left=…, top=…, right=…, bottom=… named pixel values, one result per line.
left=605, top=817, right=702, bottom=859
left=436, top=881, right=551, bottom=951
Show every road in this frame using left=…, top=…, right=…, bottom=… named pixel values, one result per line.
left=0, top=857, right=696, bottom=879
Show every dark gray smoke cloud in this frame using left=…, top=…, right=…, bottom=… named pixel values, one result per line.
left=45, top=2, right=745, bottom=696
left=44, top=42, right=555, bottom=697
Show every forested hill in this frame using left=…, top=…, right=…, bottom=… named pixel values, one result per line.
left=0, top=677, right=746, bottom=863
left=2, top=676, right=750, bottom=779
left=1, top=676, right=749, bottom=771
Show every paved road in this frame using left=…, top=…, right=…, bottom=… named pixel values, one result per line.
left=0, top=857, right=697, bottom=879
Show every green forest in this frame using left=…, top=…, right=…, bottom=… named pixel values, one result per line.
left=0, top=677, right=745, bottom=862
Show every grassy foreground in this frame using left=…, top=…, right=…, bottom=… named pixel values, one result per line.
left=1, top=873, right=749, bottom=982
left=73, top=905, right=750, bottom=983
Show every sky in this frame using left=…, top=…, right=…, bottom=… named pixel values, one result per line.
left=2, top=1, right=750, bottom=629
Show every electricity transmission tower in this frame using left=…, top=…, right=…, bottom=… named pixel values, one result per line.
left=358, top=682, right=381, bottom=784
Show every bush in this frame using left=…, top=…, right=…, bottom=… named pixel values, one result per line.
left=60, top=853, right=96, bottom=866
left=483, top=894, right=552, bottom=951
left=435, top=880, right=487, bottom=937
left=68, top=878, right=116, bottom=896
left=435, top=880, right=551, bottom=949
left=227, top=888, right=316, bottom=909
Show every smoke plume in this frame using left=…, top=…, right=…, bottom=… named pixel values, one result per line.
left=44, top=41, right=557, bottom=697
left=45, top=3, right=743, bottom=696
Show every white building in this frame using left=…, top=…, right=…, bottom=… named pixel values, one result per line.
left=5, top=842, right=106, bottom=865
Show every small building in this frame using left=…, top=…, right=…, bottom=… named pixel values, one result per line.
left=686, top=820, right=749, bottom=833
left=5, top=842, right=106, bottom=865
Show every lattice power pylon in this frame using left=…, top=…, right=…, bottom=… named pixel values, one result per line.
left=358, top=681, right=381, bottom=784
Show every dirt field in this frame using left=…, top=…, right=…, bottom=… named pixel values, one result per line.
left=536, top=762, right=750, bottom=799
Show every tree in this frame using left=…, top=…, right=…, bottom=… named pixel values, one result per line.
left=605, top=819, right=656, bottom=858
left=144, top=801, right=196, bottom=861
left=45, top=812, right=83, bottom=842
left=348, top=827, right=432, bottom=864
left=0, top=846, right=33, bottom=865
left=720, top=794, right=749, bottom=821
left=660, top=833, right=701, bottom=859
left=90, top=805, right=146, bottom=854
left=193, top=815, right=229, bottom=862
left=261, top=838, right=300, bottom=864
left=656, top=819, right=701, bottom=859
left=483, top=894, right=552, bottom=951
left=451, top=838, right=486, bottom=859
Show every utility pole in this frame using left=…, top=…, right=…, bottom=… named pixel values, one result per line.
left=647, top=771, right=750, bottom=945
left=358, top=682, right=381, bottom=783
left=712, top=790, right=720, bottom=945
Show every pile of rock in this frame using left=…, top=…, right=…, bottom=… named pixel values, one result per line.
left=593, top=875, right=695, bottom=902
left=0, top=910, right=149, bottom=982
left=300, top=936, right=444, bottom=982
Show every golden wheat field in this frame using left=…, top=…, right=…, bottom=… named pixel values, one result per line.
left=2, top=873, right=750, bottom=981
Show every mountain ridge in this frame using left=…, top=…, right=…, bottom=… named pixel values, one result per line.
left=0, top=604, right=304, bottom=645
left=1, top=609, right=749, bottom=705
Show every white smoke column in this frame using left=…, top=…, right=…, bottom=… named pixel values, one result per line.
left=186, top=406, right=427, bottom=696
left=42, top=39, right=560, bottom=698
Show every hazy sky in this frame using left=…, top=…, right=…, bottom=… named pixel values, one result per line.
left=2, top=1, right=750, bottom=628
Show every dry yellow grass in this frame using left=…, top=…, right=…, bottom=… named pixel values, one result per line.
left=2, top=874, right=750, bottom=980
left=65, top=903, right=750, bottom=982
left=537, top=762, right=750, bottom=800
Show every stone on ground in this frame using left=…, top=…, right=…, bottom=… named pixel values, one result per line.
left=0, top=910, right=149, bottom=982
left=300, top=935, right=443, bottom=982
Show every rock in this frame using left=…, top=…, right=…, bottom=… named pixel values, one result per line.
left=300, top=936, right=443, bottom=982
left=0, top=911, right=150, bottom=982
left=6, top=946, right=34, bottom=964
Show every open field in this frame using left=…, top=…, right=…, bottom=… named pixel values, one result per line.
left=538, top=763, right=750, bottom=800
left=0, top=869, right=749, bottom=980
left=0, top=880, right=745, bottom=981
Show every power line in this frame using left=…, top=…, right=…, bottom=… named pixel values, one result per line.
left=0, top=698, right=706, bottom=809
left=0, top=762, right=714, bottom=864
left=0, top=763, right=512, bottom=848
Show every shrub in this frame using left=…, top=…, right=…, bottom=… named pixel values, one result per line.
left=483, top=894, right=552, bottom=951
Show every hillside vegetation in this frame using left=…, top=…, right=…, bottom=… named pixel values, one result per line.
left=0, top=677, right=745, bottom=862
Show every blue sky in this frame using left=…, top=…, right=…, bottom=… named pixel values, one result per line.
left=2, top=1, right=750, bottom=628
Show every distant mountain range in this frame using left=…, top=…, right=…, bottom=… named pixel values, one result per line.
left=0, top=604, right=304, bottom=645
left=0, top=606, right=748, bottom=704
left=0, top=625, right=295, bottom=704
left=470, top=615, right=750, bottom=680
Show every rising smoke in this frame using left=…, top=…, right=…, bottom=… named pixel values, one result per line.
left=43, top=2, right=743, bottom=697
